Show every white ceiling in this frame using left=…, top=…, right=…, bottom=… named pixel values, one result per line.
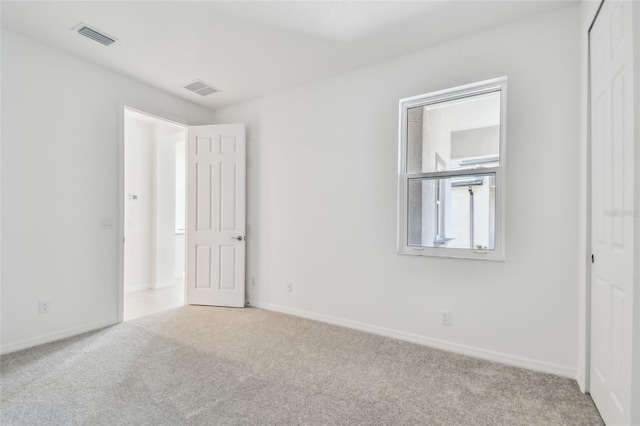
left=1, top=1, right=573, bottom=111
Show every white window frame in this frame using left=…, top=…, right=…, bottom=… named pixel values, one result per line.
left=397, top=77, right=507, bottom=261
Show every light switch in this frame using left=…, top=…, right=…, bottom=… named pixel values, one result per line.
left=101, top=217, right=113, bottom=229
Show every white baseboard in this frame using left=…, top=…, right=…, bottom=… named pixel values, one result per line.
left=154, top=278, right=182, bottom=290
left=124, top=283, right=149, bottom=293
left=248, top=300, right=577, bottom=379
left=0, top=318, right=118, bottom=355
left=125, top=278, right=182, bottom=293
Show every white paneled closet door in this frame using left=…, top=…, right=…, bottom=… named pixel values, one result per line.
left=187, top=124, right=246, bottom=308
left=589, top=1, right=634, bottom=424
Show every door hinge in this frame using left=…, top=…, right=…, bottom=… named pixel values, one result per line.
left=591, top=254, right=594, bottom=264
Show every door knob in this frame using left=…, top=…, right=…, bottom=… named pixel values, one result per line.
left=231, top=236, right=245, bottom=241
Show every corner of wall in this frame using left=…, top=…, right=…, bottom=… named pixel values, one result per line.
left=0, top=318, right=118, bottom=356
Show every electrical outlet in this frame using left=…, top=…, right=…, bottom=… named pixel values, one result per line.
left=251, top=277, right=256, bottom=287
left=39, top=300, right=50, bottom=314
left=286, top=282, right=293, bottom=292
left=440, top=310, right=451, bottom=326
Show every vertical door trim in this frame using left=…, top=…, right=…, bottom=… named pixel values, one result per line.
left=583, top=0, right=605, bottom=394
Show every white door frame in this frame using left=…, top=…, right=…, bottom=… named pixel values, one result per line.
left=580, top=0, right=604, bottom=395
left=117, top=102, right=190, bottom=322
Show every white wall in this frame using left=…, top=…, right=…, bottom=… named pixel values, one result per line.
left=124, top=117, right=154, bottom=292
left=632, top=2, right=640, bottom=422
left=451, top=126, right=500, bottom=159
left=174, top=139, right=186, bottom=281
left=212, top=5, right=582, bottom=376
left=0, top=30, right=214, bottom=353
left=154, top=132, right=184, bottom=289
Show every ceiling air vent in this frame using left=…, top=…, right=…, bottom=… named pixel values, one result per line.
left=75, top=24, right=116, bottom=46
left=184, top=80, right=220, bottom=97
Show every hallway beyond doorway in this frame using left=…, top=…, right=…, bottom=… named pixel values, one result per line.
left=124, top=283, right=184, bottom=321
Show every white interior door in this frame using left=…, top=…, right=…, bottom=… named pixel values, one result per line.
left=589, top=1, right=634, bottom=424
left=187, top=124, right=246, bottom=307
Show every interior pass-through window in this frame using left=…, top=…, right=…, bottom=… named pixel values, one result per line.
left=397, top=77, right=507, bottom=260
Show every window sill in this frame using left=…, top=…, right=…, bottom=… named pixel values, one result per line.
left=399, top=246, right=505, bottom=261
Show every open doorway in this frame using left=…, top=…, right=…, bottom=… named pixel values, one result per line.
left=123, top=108, right=187, bottom=321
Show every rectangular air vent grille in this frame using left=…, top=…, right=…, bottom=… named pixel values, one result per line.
left=184, top=80, right=220, bottom=96
left=77, top=25, right=116, bottom=46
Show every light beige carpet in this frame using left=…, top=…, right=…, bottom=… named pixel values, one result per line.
left=1, top=306, right=603, bottom=425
